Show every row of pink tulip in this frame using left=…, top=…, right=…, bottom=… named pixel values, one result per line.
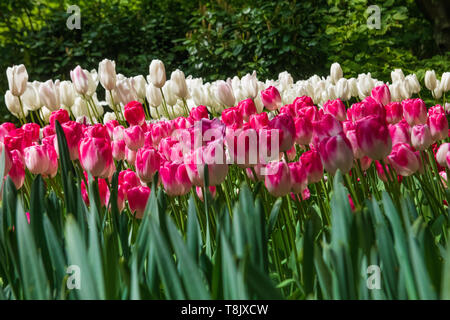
left=1, top=83, right=449, bottom=217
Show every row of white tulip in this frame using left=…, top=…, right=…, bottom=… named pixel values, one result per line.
left=5, top=60, right=450, bottom=125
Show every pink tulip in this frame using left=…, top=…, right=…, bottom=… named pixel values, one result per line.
left=172, top=116, right=192, bottom=130
left=105, top=119, right=119, bottom=139
left=4, top=128, right=33, bottom=153
left=360, top=156, right=372, bottom=171
left=123, top=125, right=145, bottom=151
left=318, top=133, right=354, bottom=175
left=269, top=113, right=296, bottom=152
left=356, top=115, right=392, bottom=160
left=385, top=102, right=403, bottom=124
left=249, top=112, right=269, bottom=130
left=158, top=136, right=181, bottom=162
left=411, top=124, right=432, bottom=151
left=119, top=169, right=141, bottom=196
left=371, top=84, right=391, bottom=106
left=312, top=113, right=343, bottom=146
left=55, top=121, right=83, bottom=160
left=300, top=149, right=323, bottom=184
left=135, top=147, right=161, bottom=183
left=297, top=105, right=320, bottom=122
left=221, top=107, right=243, bottom=129
left=43, top=144, right=58, bottom=178
left=0, top=122, right=16, bottom=142
left=323, top=99, right=346, bottom=121
left=127, top=186, right=150, bottom=219
left=189, top=105, right=209, bottom=122
left=111, top=139, right=126, bottom=160
left=23, top=145, right=49, bottom=175
left=260, top=86, right=282, bottom=111
left=436, top=143, right=450, bottom=167
left=125, top=147, right=137, bottom=165
left=348, top=97, right=385, bottom=122
left=402, top=98, right=427, bottom=126
left=195, top=186, right=216, bottom=202
left=279, top=104, right=297, bottom=118
left=83, top=123, right=110, bottom=140
left=160, top=161, right=192, bottom=196
left=124, top=101, right=145, bottom=126
left=225, top=127, right=259, bottom=167
left=428, top=104, right=445, bottom=115
left=289, top=162, right=307, bottom=194
left=346, top=129, right=364, bottom=159
left=389, top=120, right=411, bottom=146
left=81, top=175, right=110, bottom=207
left=387, top=143, right=420, bottom=176
left=151, top=121, right=172, bottom=146
left=292, top=96, right=314, bottom=113
left=112, top=125, right=125, bottom=141
left=8, top=149, right=24, bottom=189
left=79, top=137, right=113, bottom=177
left=294, top=117, right=313, bottom=145
left=342, top=120, right=356, bottom=134
left=264, top=161, right=292, bottom=197
left=237, top=98, right=257, bottom=122
left=286, top=144, right=297, bottom=161
left=428, top=112, right=448, bottom=141
left=21, top=123, right=40, bottom=142
left=49, top=109, right=70, bottom=128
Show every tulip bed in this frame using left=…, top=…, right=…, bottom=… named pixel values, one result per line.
left=1, top=61, right=450, bottom=300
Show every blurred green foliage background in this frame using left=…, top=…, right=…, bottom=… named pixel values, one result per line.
left=0, top=0, right=449, bottom=122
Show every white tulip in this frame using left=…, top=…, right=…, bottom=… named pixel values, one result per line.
left=170, top=69, right=188, bottom=99
left=131, top=75, right=147, bottom=101
left=59, top=81, right=76, bottom=108
left=330, top=62, right=343, bottom=85
left=5, top=90, right=22, bottom=116
left=86, top=69, right=98, bottom=96
left=425, top=70, right=437, bottom=91
left=215, top=80, right=235, bottom=108
left=103, top=112, right=117, bottom=124
left=149, top=59, right=166, bottom=88
left=336, top=78, right=350, bottom=101
left=391, top=69, right=405, bottom=83
left=433, top=80, right=443, bottom=99
left=70, top=66, right=89, bottom=95
left=116, top=78, right=138, bottom=105
left=39, top=80, right=60, bottom=111
left=278, top=71, right=293, bottom=91
left=162, top=80, right=178, bottom=106
left=39, top=106, right=52, bottom=124
left=22, top=83, right=42, bottom=111
left=441, top=72, right=450, bottom=92
left=71, top=97, right=90, bottom=119
left=145, top=83, right=162, bottom=107
left=7, top=64, right=28, bottom=96
left=405, top=74, right=421, bottom=94
left=241, top=71, right=259, bottom=99
left=98, top=59, right=117, bottom=91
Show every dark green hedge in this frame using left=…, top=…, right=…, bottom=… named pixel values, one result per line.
left=1, top=0, right=449, bottom=123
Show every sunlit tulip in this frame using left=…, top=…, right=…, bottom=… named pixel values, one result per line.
left=149, top=59, right=166, bottom=88
left=260, top=86, right=282, bottom=111
left=265, top=161, right=291, bottom=197
left=299, top=149, right=323, bottom=184
left=318, top=133, right=354, bottom=175
left=424, top=70, right=437, bottom=91
left=330, top=62, right=343, bottom=85
left=160, top=161, right=192, bottom=196
left=402, top=98, right=427, bottom=126
left=7, top=64, right=28, bottom=96
left=135, top=147, right=161, bottom=183
left=387, top=143, right=420, bottom=176
left=124, top=101, right=145, bottom=126
left=411, top=124, right=432, bottom=151
left=79, top=137, right=113, bottom=177
left=356, top=115, right=392, bottom=160
left=127, top=186, right=150, bottom=219
left=98, top=59, right=117, bottom=91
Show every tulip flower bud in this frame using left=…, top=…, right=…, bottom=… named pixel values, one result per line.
left=318, top=133, right=354, bottom=175
left=289, top=162, right=307, bottom=194
left=436, top=143, right=450, bottom=167
left=330, top=62, right=343, bottom=85
left=189, top=105, right=209, bottom=122
left=70, top=66, right=89, bottom=95
left=323, top=98, right=346, bottom=121
left=294, top=117, right=313, bottom=146
left=387, top=143, right=420, bottom=176
left=98, top=59, right=117, bottom=91
left=237, top=98, right=257, bottom=122
left=425, top=70, right=437, bottom=91
left=441, top=72, right=450, bottom=92
left=39, top=80, right=61, bottom=111
left=7, top=64, right=28, bottom=96
left=241, top=72, right=259, bottom=99
left=149, top=59, right=166, bottom=88
left=170, top=69, right=188, bottom=99
left=221, top=107, right=243, bottom=129
left=411, top=124, right=432, bottom=151
left=79, top=137, right=113, bottom=177
left=249, top=112, right=269, bottom=130
left=123, top=125, right=145, bottom=151
left=389, top=120, right=411, bottom=146
left=385, top=102, right=403, bottom=124
left=260, top=86, right=282, bottom=111
left=270, top=113, right=296, bottom=152
left=300, top=149, right=323, bottom=184
left=265, top=161, right=292, bottom=197
left=336, top=78, right=351, bottom=101
left=428, top=112, right=448, bottom=141
left=391, top=69, right=405, bottom=83
left=4, top=91, right=22, bottom=117
left=215, top=80, right=236, bottom=108
left=356, top=115, right=392, bottom=160
left=8, top=149, right=24, bottom=189
left=124, top=101, right=145, bottom=126
left=127, top=186, right=150, bottom=219
left=371, top=84, right=391, bottom=106
left=405, top=74, right=421, bottom=94
left=24, top=145, right=49, bottom=175
left=160, top=161, right=192, bottom=196
left=135, top=147, right=161, bottom=183
left=111, top=139, right=126, bottom=161
left=311, top=113, right=343, bottom=146
left=402, top=98, right=427, bottom=126
left=145, top=83, right=162, bottom=107
left=130, top=75, right=147, bottom=101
